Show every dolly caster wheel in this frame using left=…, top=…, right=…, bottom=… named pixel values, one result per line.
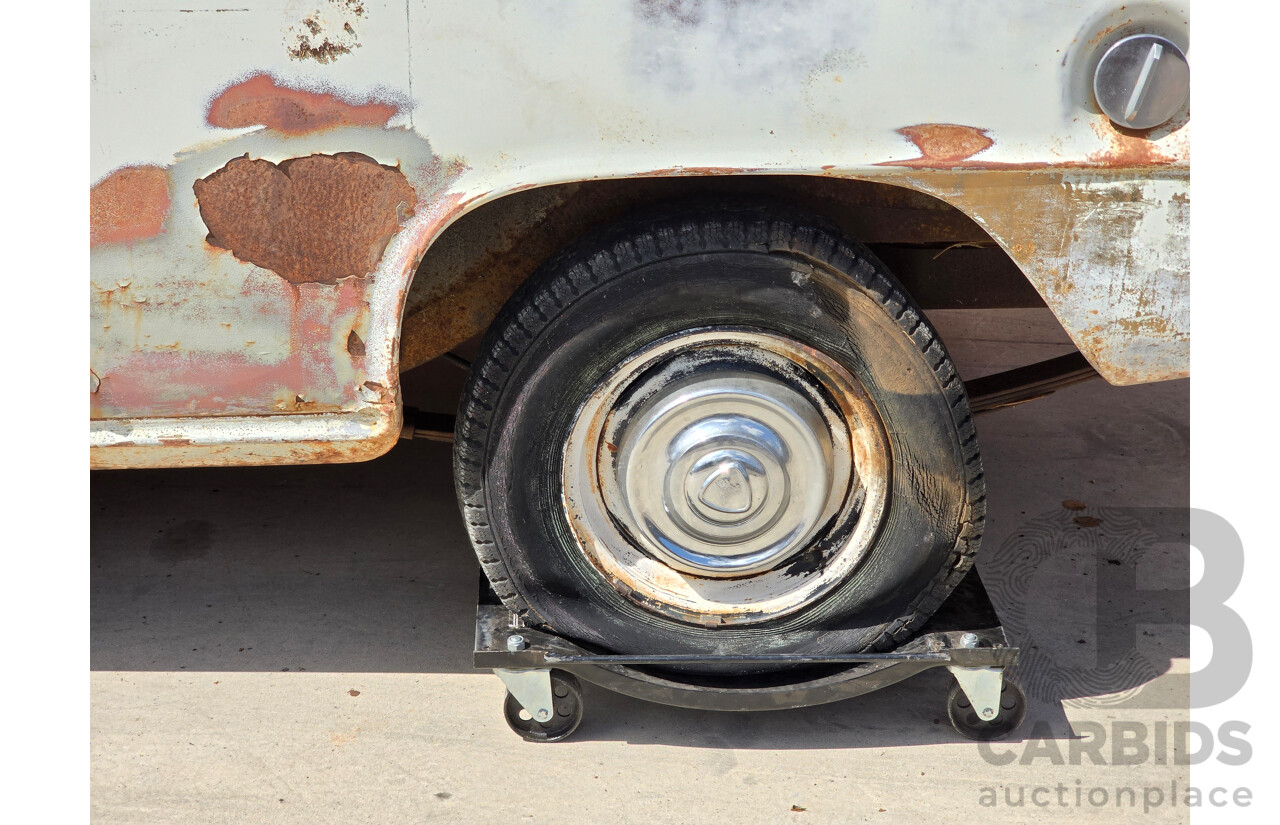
left=947, top=679, right=1026, bottom=741
left=503, top=670, right=584, bottom=742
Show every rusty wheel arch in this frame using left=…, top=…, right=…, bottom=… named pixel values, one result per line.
left=399, top=173, right=1051, bottom=374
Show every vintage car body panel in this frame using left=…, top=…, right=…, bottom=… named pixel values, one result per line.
left=90, top=0, right=1189, bottom=469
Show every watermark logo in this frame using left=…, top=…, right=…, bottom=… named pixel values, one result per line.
left=977, top=719, right=1251, bottom=767
left=976, top=780, right=1252, bottom=812
left=982, top=506, right=1250, bottom=709
left=971, top=508, right=1254, bottom=810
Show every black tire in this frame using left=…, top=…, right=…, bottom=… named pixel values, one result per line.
left=454, top=203, right=985, bottom=657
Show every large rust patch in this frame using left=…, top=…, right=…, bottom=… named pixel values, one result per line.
left=193, top=153, right=418, bottom=284
left=207, top=73, right=398, bottom=134
left=90, top=166, right=171, bottom=247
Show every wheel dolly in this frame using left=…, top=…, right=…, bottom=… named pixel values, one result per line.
left=474, top=567, right=1026, bottom=742
left=426, top=346, right=1084, bottom=744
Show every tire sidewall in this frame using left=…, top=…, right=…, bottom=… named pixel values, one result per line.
left=478, top=247, right=969, bottom=655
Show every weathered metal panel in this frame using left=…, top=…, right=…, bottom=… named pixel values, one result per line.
left=895, top=169, right=1189, bottom=385
left=90, top=0, right=1190, bottom=467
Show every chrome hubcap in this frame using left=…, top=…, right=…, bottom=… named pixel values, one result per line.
left=609, top=367, right=849, bottom=576
left=562, top=327, right=890, bottom=625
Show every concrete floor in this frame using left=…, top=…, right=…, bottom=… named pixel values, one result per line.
left=91, top=309, right=1191, bottom=824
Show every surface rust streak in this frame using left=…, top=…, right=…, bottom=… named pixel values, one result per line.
left=206, top=73, right=398, bottom=134
left=193, top=152, right=418, bottom=284
left=90, top=166, right=172, bottom=247
left=1088, top=19, right=1133, bottom=47
left=880, top=121, right=1183, bottom=170
left=1086, top=119, right=1180, bottom=167
left=629, top=166, right=753, bottom=178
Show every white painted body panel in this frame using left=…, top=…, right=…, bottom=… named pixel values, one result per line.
left=90, top=0, right=1190, bottom=468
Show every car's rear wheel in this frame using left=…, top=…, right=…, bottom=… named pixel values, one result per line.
left=454, top=204, right=985, bottom=658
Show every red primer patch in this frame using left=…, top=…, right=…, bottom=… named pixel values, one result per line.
left=207, top=73, right=398, bottom=135
left=90, top=166, right=171, bottom=247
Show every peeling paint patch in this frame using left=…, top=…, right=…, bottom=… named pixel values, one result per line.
left=206, top=73, right=399, bottom=134
left=90, top=166, right=171, bottom=247
left=891, top=124, right=995, bottom=168
left=193, top=153, right=418, bottom=284
left=289, top=33, right=354, bottom=63
left=357, top=380, right=393, bottom=404
left=93, top=275, right=371, bottom=417
left=287, top=0, right=366, bottom=63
